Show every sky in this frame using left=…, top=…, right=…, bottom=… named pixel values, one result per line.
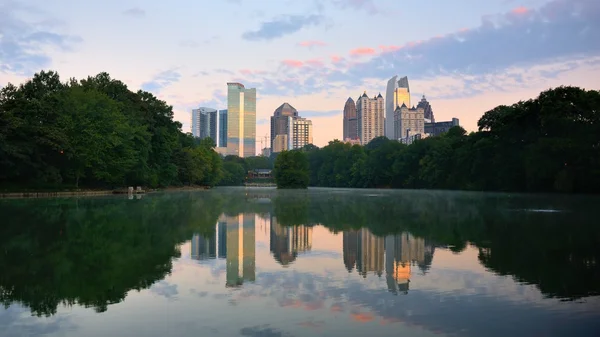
left=1, top=0, right=599, bottom=148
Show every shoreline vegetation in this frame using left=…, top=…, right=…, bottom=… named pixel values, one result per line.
left=2, top=70, right=599, bottom=195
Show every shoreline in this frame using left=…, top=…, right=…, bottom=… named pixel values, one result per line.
left=0, top=185, right=211, bottom=199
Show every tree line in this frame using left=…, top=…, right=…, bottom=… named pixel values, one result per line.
left=275, top=86, right=600, bottom=193
left=2, top=71, right=598, bottom=193
left=0, top=71, right=225, bottom=190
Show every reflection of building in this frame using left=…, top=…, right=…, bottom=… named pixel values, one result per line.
left=343, top=228, right=384, bottom=277
left=384, top=232, right=435, bottom=295
left=269, top=216, right=313, bottom=266
left=343, top=230, right=359, bottom=272
left=225, top=213, right=256, bottom=287
left=191, top=232, right=216, bottom=260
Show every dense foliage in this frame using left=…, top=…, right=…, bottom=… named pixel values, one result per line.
left=303, top=86, right=600, bottom=193
left=273, top=150, right=309, bottom=189
left=0, top=71, right=222, bottom=189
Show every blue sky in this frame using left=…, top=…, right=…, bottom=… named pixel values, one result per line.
left=1, top=0, right=599, bottom=146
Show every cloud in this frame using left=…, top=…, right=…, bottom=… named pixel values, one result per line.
left=0, top=1, right=82, bottom=75
left=330, top=0, right=379, bottom=14
left=122, top=7, right=145, bottom=18
left=301, top=110, right=341, bottom=118
left=257, top=118, right=269, bottom=125
left=298, top=40, right=327, bottom=48
left=281, top=59, right=304, bottom=68
left=240, top=325, right=294, bottom=337
left=235, top=0, right=600, bottom=98
left=140, top=69, right=181, bottom=93
left=328, top=0, right=600, bottom=82
left=242, top=15, right=323, bottom=41
left=349, top=47, right=376, bottom=57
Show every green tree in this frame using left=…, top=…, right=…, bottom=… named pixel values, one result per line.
left=274, top=150, right=309, bottom=189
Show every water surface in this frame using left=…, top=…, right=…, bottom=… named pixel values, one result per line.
left=1, top=188, right=599, bottom=337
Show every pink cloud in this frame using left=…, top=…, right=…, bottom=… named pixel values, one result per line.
left=299, top=40, right=327, bottom=47
left=305, top=58, right=324, bottom=67
left=379, top=45, right=402, bottom=53
left=331, top=55, right=344, bottom=63
left=349, top=47, right=376, bottom=56
left=281, top=59, right=304, bottom=68
left=511, top=6, right=529, bottom=15
left=239, top=69, right=253, bottom=75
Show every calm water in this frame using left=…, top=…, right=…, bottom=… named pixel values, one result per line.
left=1, top=188, right=599, bottom=337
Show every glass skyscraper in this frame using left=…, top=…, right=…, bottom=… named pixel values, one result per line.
left=227, top=83, right=256, bottom=157
left=385, top=76, right=411, bottom=139
left=218, top=109, right=228, bottom=148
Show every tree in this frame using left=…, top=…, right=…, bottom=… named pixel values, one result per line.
left=274, top=150, right=309, bottom=189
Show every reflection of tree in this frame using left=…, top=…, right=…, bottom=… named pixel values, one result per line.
left=0, top=193, right=221, bottom=316
left=263, top=189, right=600, bottom=300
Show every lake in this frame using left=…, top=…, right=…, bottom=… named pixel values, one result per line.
left=1, top=187, right=599, bottom=337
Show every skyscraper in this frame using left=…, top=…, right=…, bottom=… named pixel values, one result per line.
left=227, top=82, right=256, bottom=157
left=270, top=103, right=313, bottom=153
left=343, top=97, right=358, bottom=141
left=385, top=76, right=411, bottom=139
left=271, top=103, right=297, bottom=152
left=191, top=107, right=217, bottom=140
left=394, top=104, right=425, bottom=140
left=416, top=95, right=435, bottom=123
left=356, top=91, right=385, bottom=145
left=218, top=109, right=228, bottom=148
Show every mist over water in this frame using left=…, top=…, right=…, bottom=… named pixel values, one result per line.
left=0, top=188, right=599, bottom=337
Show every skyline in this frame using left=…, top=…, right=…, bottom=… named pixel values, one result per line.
left=1, top=0, right=599, bottom=147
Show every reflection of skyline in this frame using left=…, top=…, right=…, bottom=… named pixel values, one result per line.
left=343, top=228, right=435, bottom=294
left=190, top=213, right=256, bottom=287
left=269, top=215, right=313, bottom=266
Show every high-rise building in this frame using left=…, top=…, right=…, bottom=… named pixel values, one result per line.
left=271, top=103, right=297, bottom=152
left=227, top=83, right=256, bottom=157
left=356, top=92, right=385, bottom=145
left=218, top=109, right=228, bottom=147
left=425, top=118, right=460, bottom=137
left=270, top=103, right=313, bottom=153
left=416, top=95, right=434, bottom=123
left=292, top=117, right=312, bottom=150
left=385, top=76, right=411, bottom=139
left=343, top=97, right=358, bottom=141
left=191, top=107, right=228, bottom=147
left=393, top=104, right=425, bottom=140
left=191, top=107, right=216, bottom=140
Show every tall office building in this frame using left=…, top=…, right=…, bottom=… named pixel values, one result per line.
left=191, top=107, right=217, bottom=140
left=270, top=103, right=313, bottom=153
left=394, top=104, right=425, bottom=140
left=343, top=97, right=358, bottom=141
left=191, top=107, right=228, bottom=147
left=416, top=95, right=435, bottom=123
left=356, top=92, right=385, bottom=145
left=292, top=117, right=312, bottom=149
left=218, top=109, right=228, bottom=147
left=385, top=76, right=411, bottom=139
left=227, top=82, right=256, bottom=157
left=271, top=103, right=297, bottom=152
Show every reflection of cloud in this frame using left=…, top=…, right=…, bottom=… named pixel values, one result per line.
left=240, top=324, right=294, bottom=337
left=150, top=280, right=179, bottom=300
left=0, top=305, right=77, bottom=335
